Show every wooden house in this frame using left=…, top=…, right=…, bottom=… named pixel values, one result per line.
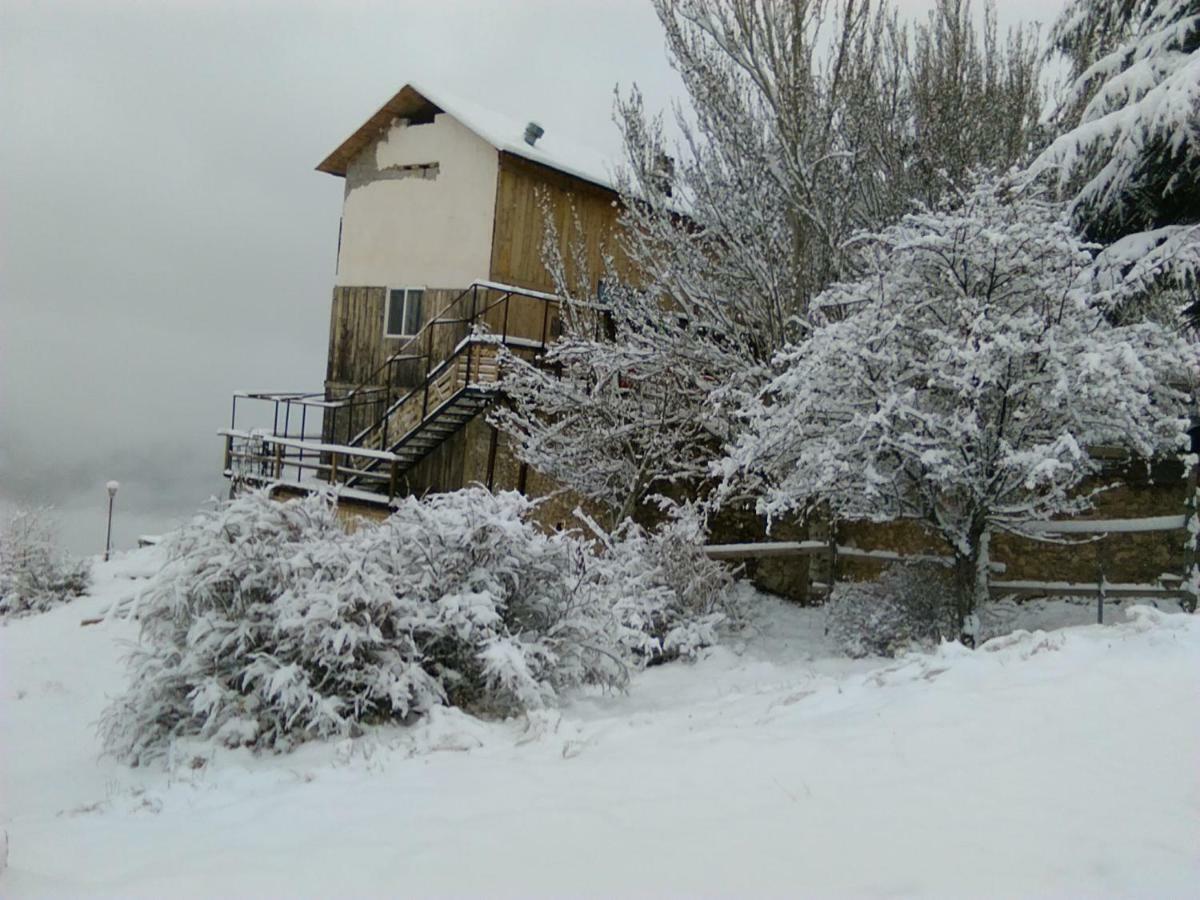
left=224, top=84, right=627, bottom=519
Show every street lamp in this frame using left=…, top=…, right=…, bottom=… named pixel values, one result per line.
left=104, top=481, right=120, bottom=561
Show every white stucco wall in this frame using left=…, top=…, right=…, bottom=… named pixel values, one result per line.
left=335, top=113, right=498, bottom=289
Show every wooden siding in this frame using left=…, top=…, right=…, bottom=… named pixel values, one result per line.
left=325, top=286, right=463, bottom=388
left=489, top=152, right=630, bottom=295
left=326, top=286, right=385, bottom=387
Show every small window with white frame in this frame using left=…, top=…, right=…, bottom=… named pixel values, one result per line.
left=386, top=287, right=424, bottom=337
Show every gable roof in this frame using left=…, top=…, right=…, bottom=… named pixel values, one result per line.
left=316, top=83, right=618, bottom=193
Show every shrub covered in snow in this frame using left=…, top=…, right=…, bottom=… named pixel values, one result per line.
left=825, top=563, right=958, bottom=658
left=101, top=489, right=739, bottom=763
left=589, top=507, right=741, bottom=663
left=0, top=508, right=90, bottom=618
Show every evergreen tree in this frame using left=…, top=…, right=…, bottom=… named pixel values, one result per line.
left=1036, top=0, right=1199, bottom=322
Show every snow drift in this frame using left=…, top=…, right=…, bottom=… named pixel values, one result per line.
left=2, top=551, right=1198, bottom=898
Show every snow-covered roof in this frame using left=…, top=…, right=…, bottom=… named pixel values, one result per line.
left=317, top=83, right=618, bottom=192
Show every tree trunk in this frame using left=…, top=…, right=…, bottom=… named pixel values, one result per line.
left=952, top=522, right=990, bottom=646
left=1183, top=457, right=1199, bottom=614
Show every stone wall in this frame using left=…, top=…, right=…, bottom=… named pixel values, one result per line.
left=829, top=459, right=1189, bottom=588
left=298, top=438, right=1191, bottom=606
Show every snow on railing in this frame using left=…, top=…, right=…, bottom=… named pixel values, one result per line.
left=703, top=540, right=1009, bottom=572
left=219, top=428, right=401, bottom=462
left=1018, top=515, right=1187, bottom=534
left=220, top=428, right=410, bottom=503
left=987, top=579, right=1190, bottom=599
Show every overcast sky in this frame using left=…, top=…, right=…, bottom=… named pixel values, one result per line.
left=0, top=0, right=1066, bottom=554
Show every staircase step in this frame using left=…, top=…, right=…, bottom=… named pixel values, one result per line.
left=344, top=352, right=504, bottom=489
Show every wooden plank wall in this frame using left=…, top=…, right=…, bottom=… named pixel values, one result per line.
left=325, top=286, right=462, bottom=388
left=326, top=286, right=386, bottom=387
left=489, top=153, right=630, bottom=296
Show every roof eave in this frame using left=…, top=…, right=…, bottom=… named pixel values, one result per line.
left=315, top=84, right=442, bottom=178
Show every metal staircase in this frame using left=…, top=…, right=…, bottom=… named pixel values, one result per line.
left=341, top=335, right=502, bottom=490
left=221, top=281, right=558, bottom=506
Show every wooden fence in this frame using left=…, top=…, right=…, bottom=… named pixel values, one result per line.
left=704, top=503, right=1198, bottom=620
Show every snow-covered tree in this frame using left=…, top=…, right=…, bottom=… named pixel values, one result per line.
left=0, top=507, right=90, bottom=618
left=615, top=0, right=1043, bottom=346
left=496, top=2, right=911, bottom=526
left=720, top=178, right=1197, bottom=631
left=1035, top=0, right=1199, bottom=321
left=492, top=243, right=718, bottom=528
left=495, top=1, right=1044, bottom=523
left=907, top=1, right=1045, bottom=206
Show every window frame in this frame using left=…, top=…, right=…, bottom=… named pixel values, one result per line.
left=384, top=286, right=426, bottom=339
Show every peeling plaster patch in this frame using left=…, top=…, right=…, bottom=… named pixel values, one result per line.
left=345, top=151, right=439, bottom=198
left=389, top=162, right=438, bottom=178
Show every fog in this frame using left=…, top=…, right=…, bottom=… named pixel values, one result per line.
left=0, top=0, right=1063, bottom=555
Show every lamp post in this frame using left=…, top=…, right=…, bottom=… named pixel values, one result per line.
left=104, top=481, right=120, bottom=561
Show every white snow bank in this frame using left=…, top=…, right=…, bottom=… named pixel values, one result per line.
left=1, top=556, right=1197, bottom=898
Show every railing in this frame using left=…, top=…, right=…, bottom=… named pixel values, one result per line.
left=342, top=281, right=559, bottom=451
left=988, top=512, right=1196, bottom=619
left=221, top=429, right=409, bottom=502
left=340, top=336, right=503, bottom=489
left=223, top=280, right=562, bottom=497
left=347, top=280, right=558, bottom=402
left=228, top=281, right=560, bottom=452
left=704, top=508, right=1198, bottom=617
left=359, top=337, right=501, bottom=450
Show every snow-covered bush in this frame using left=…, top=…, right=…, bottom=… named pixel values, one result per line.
left=0, top=508, right=90, bottom=618
left=825, top=564, right=958, bottom=658
left=592, top=508, right=742, bottom=663
left=101, top=489, right=738, bottom=763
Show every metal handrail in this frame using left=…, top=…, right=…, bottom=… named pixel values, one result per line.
left=224, top=279, right=562, bottom=499
left=345, top=284, right=559, bottom=449
left=339, top=278, right=550, bottom=406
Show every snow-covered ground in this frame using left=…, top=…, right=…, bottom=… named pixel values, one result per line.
left=2, top=549, right=1198, bottom=898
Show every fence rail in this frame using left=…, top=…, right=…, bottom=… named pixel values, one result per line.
left=704, top=503, right=1199, bottom=618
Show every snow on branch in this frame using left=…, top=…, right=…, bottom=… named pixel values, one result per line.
left=1038, top=0, right=1200, bottom=317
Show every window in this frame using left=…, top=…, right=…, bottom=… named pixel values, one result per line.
left=386, top=288, right=424, bottom=337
